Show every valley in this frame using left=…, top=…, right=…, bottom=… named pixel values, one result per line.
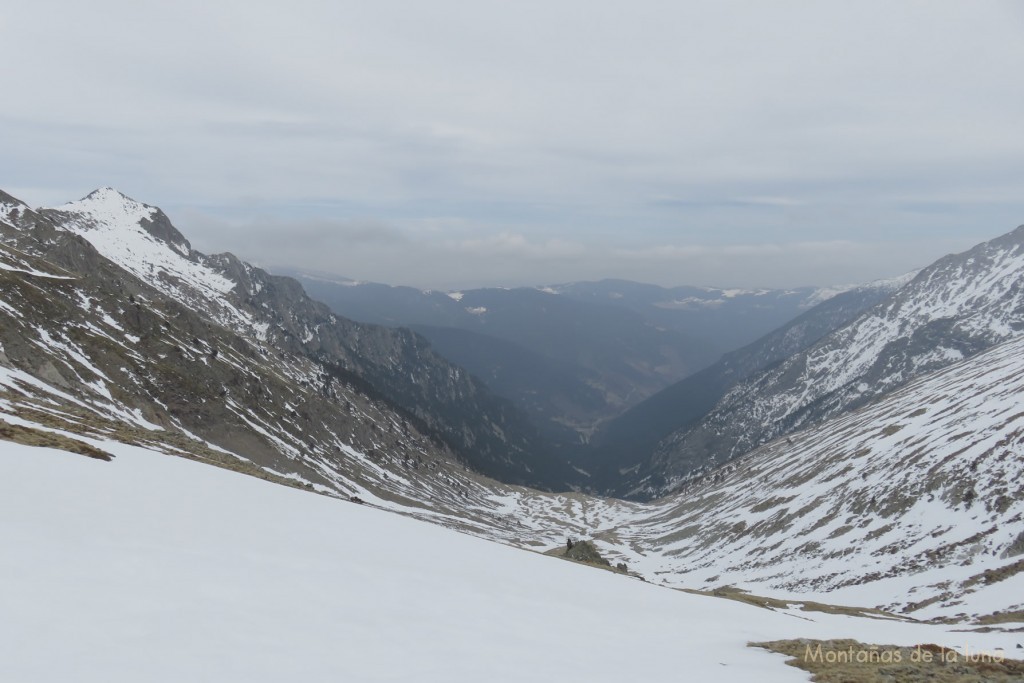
left=1, top=187, right=1022, bottom=681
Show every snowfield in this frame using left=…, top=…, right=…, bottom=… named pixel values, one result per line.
left=1, top=440, right=1020, bottom=683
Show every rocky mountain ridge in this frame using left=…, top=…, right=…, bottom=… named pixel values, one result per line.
left=1, top=188, right=569, bottom=493
left=627, top=225, right=1024, bottom=497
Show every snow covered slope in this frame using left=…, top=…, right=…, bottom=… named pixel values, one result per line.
left=11, top=188, right=566, bottom=488
left=644, top=225, right=1024, bottom=494
left=0, top=187, right=568, bottom=549
left=55, top=188, right=229, bottom=288
left=49, top=188, right=249, bottom=329
left=600, top=333, right=1024, bottom=619
left=595, top=276, right=912, bottom=495
left=0, top=191, right=30, bottom=225
left=1, top=439, right=1019, bottom=683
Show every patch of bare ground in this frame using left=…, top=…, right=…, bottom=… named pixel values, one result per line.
left=752, top=638, right=1024, bottom=682
left=918, top=561, right=1024, bottom=624
left=0, top=401, right=332, bottom=499
left=975, top=611, right=1024, bottom=626
left=964, top=559, right=1024, bottom=589
left=0, top=419, right=113, bottom=460
left=685, top=586, right=905, bottom=621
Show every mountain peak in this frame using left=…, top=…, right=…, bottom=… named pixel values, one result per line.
left=85, top=186, right=131, bottom=200
left=0, top=189, right=31, bottom=224
left=40, top=189, right=227, bottom=305
left=52, top=188, right=193, bottom=257
left=57, top=187, right=157, bottom=224
left=78, top=186, right=148, bottom=213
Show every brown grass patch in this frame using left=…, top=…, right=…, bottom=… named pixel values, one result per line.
left=685, top=585, right=901, bottom=620
left=976, top=611, right=1024, bottom=626
left=0, top=419, right=113, bottom=460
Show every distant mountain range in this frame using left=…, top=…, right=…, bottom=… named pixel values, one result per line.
left=279, top=228, right=1024, bottom=502
left=285, top=269, right=863, bottom=449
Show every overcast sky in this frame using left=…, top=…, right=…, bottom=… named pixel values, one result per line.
left=3, top=1, right=1024, bottom=289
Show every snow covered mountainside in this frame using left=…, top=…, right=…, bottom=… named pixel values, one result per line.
left=2, top=185, right=1022, bottom=660
left=0, top=187, right=569, bottom=490
left=592, top=277, right=911, bottom=494
left=604, top=332, right=1024, bottom=620
left=2, top=440, right=1021, bottom=682
left=635, top=225, right=1024, bottom=496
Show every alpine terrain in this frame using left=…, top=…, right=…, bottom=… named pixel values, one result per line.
left=618, top=226, right=1024, bottom=498
left=589, top=275, right=913, bottom=493
left=292, top=271, right=854, bottom=448
left=0, top=187, right=572, bottom=491
left=1, top=188, right=1022, bottom=680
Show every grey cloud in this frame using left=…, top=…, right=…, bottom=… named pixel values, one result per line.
left=450, top=233, right=587, bottom=259
left=2, top=1, right=1023, bottom=290
left=179, top=211, right=406, bottom=254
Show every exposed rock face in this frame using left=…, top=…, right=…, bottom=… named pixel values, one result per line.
left=563, top=539, right=612, bottom=566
